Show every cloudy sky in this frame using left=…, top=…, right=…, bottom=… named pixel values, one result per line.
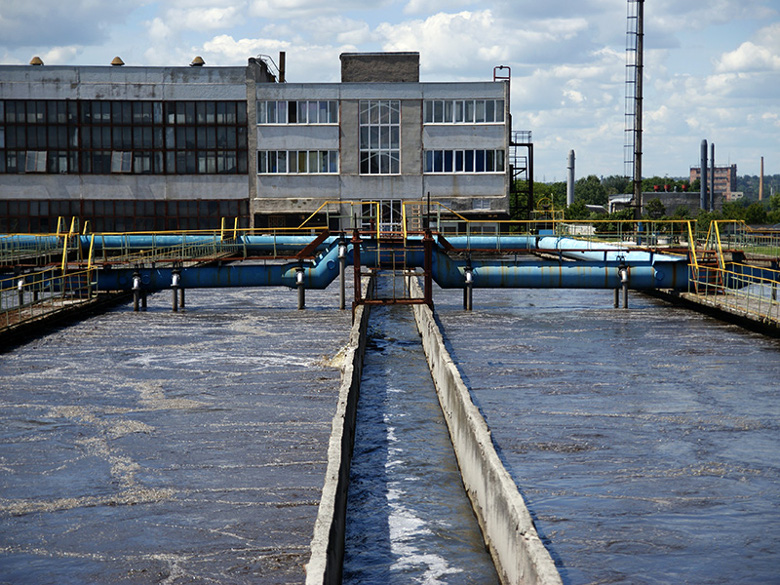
left=1, top=0, right=777, bottom=182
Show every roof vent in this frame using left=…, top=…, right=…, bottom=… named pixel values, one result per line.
left=190, top=56, right=205, bottom=67
left=111, top=56, right=125, bottom=66
left=30, top=56, right=44, bottom=66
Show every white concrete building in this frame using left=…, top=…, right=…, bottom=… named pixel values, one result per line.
left=0, top=52, right=512, bottom=233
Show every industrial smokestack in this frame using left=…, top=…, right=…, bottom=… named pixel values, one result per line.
left=278, top=51, right=286, bottom=83
left=760, top=156, right=764, bottom=201
left=700, top=139, right=708, bottom=211
left=567, top=150, right=575, bottom=207
left=710, top=142, right=715, bottom=211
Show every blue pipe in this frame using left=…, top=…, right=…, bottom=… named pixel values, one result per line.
left=97, top=241, right=344, bottom=291
left=429, top=249, right=688, bottom=290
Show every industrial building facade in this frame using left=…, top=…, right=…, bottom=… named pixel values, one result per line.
left=0, top=52, right=511, bottom=233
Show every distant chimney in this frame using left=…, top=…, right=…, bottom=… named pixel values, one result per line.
left=111, top=56, right=125, bottom=66
left=29, top=56, right=44, bottom=66
left=567, top=150, right=575, bottom=206
left=278, top=51, right=286, bottom=83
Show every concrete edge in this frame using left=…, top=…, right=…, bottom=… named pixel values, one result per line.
left=305, top=277, right=373, bottom=585
left=408, top=277, right=563, bottom=585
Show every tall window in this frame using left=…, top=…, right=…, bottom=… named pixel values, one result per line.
left=359, top=100, right=400, bottom=175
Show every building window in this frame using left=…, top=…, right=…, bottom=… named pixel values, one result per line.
left=359, top=100, right=400, bottom=175
left=0, top=99, right=246, bottom=175
left=424, top=99, right=504, bottom=124
left=111, top=151, right=133, bottom=173
left=258, top=150, right=338, bottom=174
left=24, top=151, right=47, bottom=172
left=257, top=100, right=338, bottom=124
left=424, top=149, right=505, bottom=173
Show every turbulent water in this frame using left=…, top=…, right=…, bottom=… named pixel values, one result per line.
left=433, top=287, right=780, bottom=585
left=0, top=287, right=350, bottom=584
left=2, top=280, right=779, bottom=585
left=342, top=304, right=498, bottom=585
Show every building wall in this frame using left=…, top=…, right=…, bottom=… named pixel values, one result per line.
left=251, top=78, right=510, bottom=228
left=1, top=54, right=512, bottom=233
left=689, top=164, right=738, bottom=195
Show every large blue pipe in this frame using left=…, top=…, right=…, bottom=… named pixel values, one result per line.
left=97, top=242, right=343, bottom=291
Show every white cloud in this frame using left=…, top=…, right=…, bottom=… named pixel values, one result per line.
left=715, top=23, right=780, bottom=72
left=167, top=6, right=246, bottom=31
left=403, top=0, right=475, bottom=15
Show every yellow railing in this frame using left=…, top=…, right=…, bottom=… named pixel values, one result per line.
left=687, top=262, right=780, bottom=325
left=1, top=266, right=96, bottom=331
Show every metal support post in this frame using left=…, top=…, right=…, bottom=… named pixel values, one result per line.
left=296, top=266, right=305, bottom=310
left=17, top=278, right=24, bottom=308
left=423, top=228, right=434, bottom=307
left=463, top=264, right=473, bottom=311
left=132, top=271, right=141, bottom=312
left=171, top=269, right=181, bottom=312
left=614, top=288, right=620, bottom=308
left=351, top=229, right=362, bottom=310
left=619, top=263, right=629, bottom=309
left=338, top=238, right=347, bottom=310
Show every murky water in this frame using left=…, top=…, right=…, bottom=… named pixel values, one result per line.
left=433, top=287, right=780, bottom=585
left=0, top=287, right=350, bottom=584
left=343, top=304, right=499, bottom=585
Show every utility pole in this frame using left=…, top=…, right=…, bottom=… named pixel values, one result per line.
left=632, top=0, right=644, bottom=219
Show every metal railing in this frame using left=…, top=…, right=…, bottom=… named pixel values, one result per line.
left=1, top=266, right=96, bottom=331
left=688, top=262, right=780, bottom=325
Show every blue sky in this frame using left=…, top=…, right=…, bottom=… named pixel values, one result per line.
left=1, top=0, right=777, bottom=183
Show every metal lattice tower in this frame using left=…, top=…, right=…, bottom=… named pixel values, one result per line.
left=624, top=0, right=644, bottom=215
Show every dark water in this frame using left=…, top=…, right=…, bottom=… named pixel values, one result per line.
left=0, top=287, right=350, bottom=584
left=343, top=304, right=499, bottom=585
left=433, top=288, right=780, bottom=585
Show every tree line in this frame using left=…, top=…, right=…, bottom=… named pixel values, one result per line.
left=512, top=174, right=780, bottom=226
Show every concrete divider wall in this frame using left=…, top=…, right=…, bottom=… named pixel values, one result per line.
left=409, top=277, right=563, bottom=585
left=305, top=278, right=372, bottom=585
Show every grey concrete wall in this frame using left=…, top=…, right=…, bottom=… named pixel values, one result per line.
left=0, top=174, right=248, bottom=200
left=409, top=278, right=562, bottom=585
left=306, top=278, right=372, bottom=585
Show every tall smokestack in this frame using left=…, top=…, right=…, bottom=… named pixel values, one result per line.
left=700, top=139, right=708, bottom=211
left=710, top=142, right=715, bottom=211
left=278, top=51, right=286, bottom=83
left=759, top=157, right=764, bottom=201
left=567, top=150, right=575, bottom=206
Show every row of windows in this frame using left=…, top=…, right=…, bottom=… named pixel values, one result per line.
left=423, top=99, right=505, bottom=124
left=424, top=149, right=505, bottom=173
left=257, top=100, right=338, bottom=125
left=0, top=100, right=248, bottom=175
left=257, top=150, right=339, bottom=174
left=1, top=149, right=247, bottom=174
left=0, top=100, right=247, bottom=126
left=1, top=125, right=247, bottom=152
left=0, top=199, right=249, bottom=233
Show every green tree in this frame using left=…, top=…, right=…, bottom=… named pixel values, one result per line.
left=575, top=175, right=607, bottom=206
left=565, top=200, right=589, bottom=220
left=744, top=202, right=768, bottom=225
left=602, top=175, right=631, bottom=195
left=643, top=198, right=666, bottom=219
